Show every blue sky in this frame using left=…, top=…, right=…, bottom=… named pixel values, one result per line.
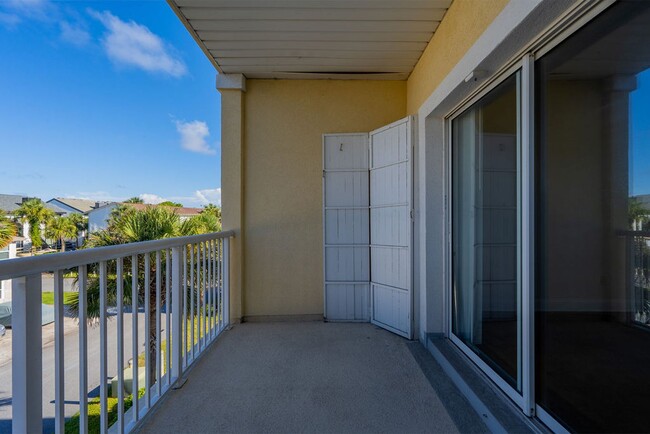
left=631, top=68, right=650, bottom=197
left=0, top=0, right=222, bottom=207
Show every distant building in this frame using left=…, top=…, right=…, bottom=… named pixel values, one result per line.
left=0, top=194, right=66, bottom=250
left=88, top=202, right=203, bottom=233
left=47, top=197, right=109, bottom=215
left=0, top=240, right=17, bottom=303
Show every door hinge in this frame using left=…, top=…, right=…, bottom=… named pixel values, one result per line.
left=410, top=209, right=415, bottom=220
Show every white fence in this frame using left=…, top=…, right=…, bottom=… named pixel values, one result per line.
left=0, top=231, right=233, bottom=434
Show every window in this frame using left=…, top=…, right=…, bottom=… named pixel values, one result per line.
left=535, top=1, right=650, bottom=431
left=451, top=71, right=522, bottom=391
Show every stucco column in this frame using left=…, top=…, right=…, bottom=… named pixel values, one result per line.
left=217, top=73, right=246, bottom=323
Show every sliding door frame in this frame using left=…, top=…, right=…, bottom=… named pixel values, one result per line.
left=442, top=0, right=617, bottom=426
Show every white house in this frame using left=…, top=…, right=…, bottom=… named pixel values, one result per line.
left=0, top=241, right=17, bottom=303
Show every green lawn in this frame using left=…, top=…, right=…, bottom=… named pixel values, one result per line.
left=68, top=315, right=220, bottom=433
left=64, top=388, right=145, bottom=434
left=41, top=291, right=76, bottom=305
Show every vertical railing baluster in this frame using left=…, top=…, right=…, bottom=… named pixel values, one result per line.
left=54, top=269, right=65, bottom=434
left=202, top=241, right=207, bottom=348
left=183, top=246, right=188, bottom=369
left=212, top=239, right=217, bottom=337
left=11, top=274, right=43, bottom=434
left=171, top=246, right=183, bottom=383
left=144, top=253, right=151, bottom=409
left=196, top=243, right=205, bottom=354
left=190, top=244, right=195, bottom=360
left=116, top=257, right=125, bottom=434
left=165, top=249, right=171, bottom=385
left=99, top=261, right=108, bottom=434
left=208, top=239, right=213, bottom=339
left=156, top=251, right=161, bottom=396
left=79, top=265, right=88, bottom=434
left=224, top=237, right=230, bottom=326
left=219, top=239, right=223, bottom=332
left=131, top=254, right=139, bottom=423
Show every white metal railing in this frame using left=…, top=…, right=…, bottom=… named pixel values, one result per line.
left=0, top=230, right=233, bottom=434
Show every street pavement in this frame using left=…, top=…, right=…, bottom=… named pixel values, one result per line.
left=0, top=311, right=158, bottom=433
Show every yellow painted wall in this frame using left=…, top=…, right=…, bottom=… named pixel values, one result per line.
left=406, top=0, right=510, bottom=114
left=220, top=89, right=245, bottom=321
left=243, top=79, right=406, bottom=317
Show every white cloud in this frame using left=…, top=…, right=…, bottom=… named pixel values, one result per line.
left=138, top=188, right=221, bottom=207
left=59, top=21, right=90, bottom=47
left=139, top=193, right=165, bottom=205
left=194, top=188, right=221, bottom=206
left=174, top=120, right=216, bottom=155
left=89, top=9, right=186, bottom=77
left=71, top=188, right=221, bottom=208
left=3, top=0, right=54, bottom=21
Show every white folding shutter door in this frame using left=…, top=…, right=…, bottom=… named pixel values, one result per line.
left=369, top=117, right=412, bottom=338
left=323, top=134, right=370, bottom=321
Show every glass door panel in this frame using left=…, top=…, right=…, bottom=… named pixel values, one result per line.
left=535, top=1, right=650, bottom=431
left=452, top=71, right=522, bottom=391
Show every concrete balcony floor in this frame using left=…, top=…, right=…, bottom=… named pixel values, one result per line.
left=136, top=321, right=488, bottom=434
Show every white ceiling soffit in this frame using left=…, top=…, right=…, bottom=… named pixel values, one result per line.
left=168, top=0, right=452, bottom=80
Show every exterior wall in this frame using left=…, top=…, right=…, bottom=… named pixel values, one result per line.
left=242, top=79, right=406, bottom=318
left=88, top=204, right=117, bottom=233
left=220, top=88, right=245, bottom=322
left=406, top=0, right=510, bottom=114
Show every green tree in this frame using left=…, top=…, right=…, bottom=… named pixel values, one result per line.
left=180, top=212, right=221, bottom=236
left=158, top=201, right=183, bottom=207
left=0, top=212, right=17, bottom=250
left=45, top=216, right=78, bottom=252
left=629, top=198, right=650, bottom=229
left=68, top=213, right=88, bottom=235
left=201, top=204, right=221, bottom=221
left=124, top=197, right=144, bottom=204
left=69, top=206, right=181, bottom=382
left=13, top=199, right=54, bottom=252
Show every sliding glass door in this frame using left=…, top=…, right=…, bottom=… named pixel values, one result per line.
left=535, top=1, right=650, bottom=431
left=451, top=71, right=522, bottom=393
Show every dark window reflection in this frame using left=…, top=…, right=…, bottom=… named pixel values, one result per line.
left=536, top=1, right=650, bottom=431
left=452, top=72, right=521, bottom=390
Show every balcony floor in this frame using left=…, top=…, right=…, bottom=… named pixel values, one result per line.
left=137, top=321, right=488, bottom=433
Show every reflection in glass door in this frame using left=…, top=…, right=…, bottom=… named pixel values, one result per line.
left=451, top=71, right=522, bottom=392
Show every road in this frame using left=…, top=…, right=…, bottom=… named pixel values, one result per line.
left=0, top=311, right=160, bottom=433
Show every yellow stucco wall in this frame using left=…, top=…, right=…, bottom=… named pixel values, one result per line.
left=219, top=89, right=245, bottom=321
left=406, top=0, right=510, bottom=114
left=243, top=79, right=406, bottom=317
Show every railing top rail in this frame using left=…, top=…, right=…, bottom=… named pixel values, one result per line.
left=0, top=230, right=234, bottom=281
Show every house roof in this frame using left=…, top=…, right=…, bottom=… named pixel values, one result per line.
left=48, top=197, right=103, bottom=213
left=0, top=194, right=66, bottom=215
left=124, top=203, right=203, bottom=216
left=167, top=0, right=452, bottom=80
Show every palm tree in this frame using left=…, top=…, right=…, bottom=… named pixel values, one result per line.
left=180, top=212, right=221, bottom=236
left=68, top=213, right=88, bottom=234
left=69, top=206, right=181, bottom=382
left=201, top=204, right=221, bottom=221
left=13, top=199, right=54, bottom=252
left=158, top=201, right=183, bottom=207
left=45, top=216, right=78, bottom=252
left=0, top=212, right=17, bottom=250
left=124, top=197, right=144, bottom=204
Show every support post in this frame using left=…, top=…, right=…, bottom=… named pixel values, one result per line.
left=12, top=274, right=42, bottom=434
